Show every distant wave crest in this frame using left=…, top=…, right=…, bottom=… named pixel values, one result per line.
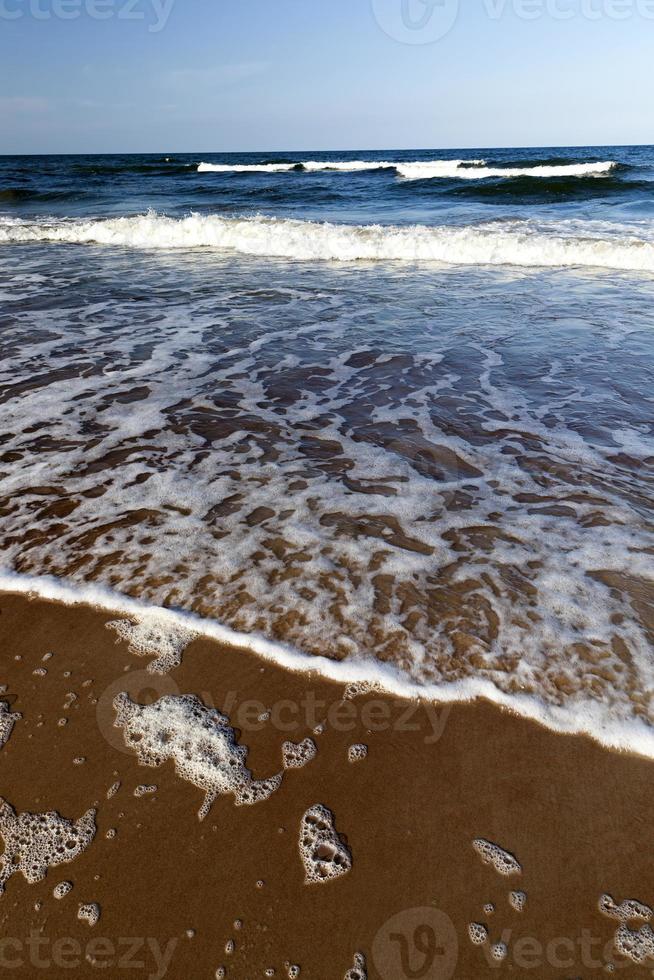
left=197, top=159, right=617, bottom=180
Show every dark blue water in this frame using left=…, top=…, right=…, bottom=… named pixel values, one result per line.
left=0, top=145, right=653, bottom=228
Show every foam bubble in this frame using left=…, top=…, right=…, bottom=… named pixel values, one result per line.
left=347, top=744, right=368, bottom=763
left=343, top=951, right=367, bottom=980
left=106, top=614, right=195, bottom=674
left=614, top=924, right=654, bottom=964
left=0, top=798, right=96, bottom=894
left=281, top=738, right=317, bottom=770
left=113, top=693, right=282, bottom=820
left=299, top=804, right=352, bottom=885
left=472, top=839, right=522, bottom=876
left=134, top=784, right=157, bottom=797
left=468, top=923, right=489, bottom=945
left=78, top=902, right=101, bottom=927
left=599, top=893, right=652, bottom=922
left=509, top=891, right=527, bottom=912
left=0, top=702, right=21, bottom=749
left=53, top=880, right=73, bottom=900
left=490, top=941, right=508, bottom=961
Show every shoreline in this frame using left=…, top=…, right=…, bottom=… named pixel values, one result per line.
left=1, top=570, right=653, bottom=760
left=1, top=589, right=654, bottom=977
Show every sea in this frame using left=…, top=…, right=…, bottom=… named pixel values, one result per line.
left=0, top=145, right=653, bottom=752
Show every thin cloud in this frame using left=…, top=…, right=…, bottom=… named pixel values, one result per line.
left=164, top=62, right=270, bottom=89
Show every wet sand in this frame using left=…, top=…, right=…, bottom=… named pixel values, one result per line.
left=1, top=589, right=653, bottom=978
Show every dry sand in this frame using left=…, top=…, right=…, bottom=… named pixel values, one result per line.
left=1, top=590, right=653, bottom=978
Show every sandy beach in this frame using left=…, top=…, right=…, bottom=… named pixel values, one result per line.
left=1, top=589, right=653, bottom=978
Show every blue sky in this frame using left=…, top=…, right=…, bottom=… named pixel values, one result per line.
left=1, top=0, right=653, bottom=153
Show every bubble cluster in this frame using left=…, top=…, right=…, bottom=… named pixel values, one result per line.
left=113, top=693, right=283, bottom=821
left=599, top=894, right=654, bottom=964
left=299, top=804, right=352, bottom=885
left=0, top=798, right=96, bottom=894
left=509, top=890, right=527, bottom=912
left=614, top=924, right=654, bottom=964
left=343, top=952, right=367, bottom=980
left=53, top=880, right=73, bottom=900
left=599, top=894, right=652, bottom=923
left=106, top=614, right=196, bottom=674
left=347, top=744, right=368, bottom=764
left=78, top=902, right=101, bottom=927
left=134, top=785, right=157, bottom=797
left=281, top=739, right=317, bottom=770
left=472, top=839, right=522, bottom=876
left=0, top=702, right=21, bottom=749
left=468, top=923, right=488, bottom=946
left=490, top=942, right=508, bottom=961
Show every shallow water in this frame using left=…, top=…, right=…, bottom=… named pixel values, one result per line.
left=1, top=147, right=653, bottom=745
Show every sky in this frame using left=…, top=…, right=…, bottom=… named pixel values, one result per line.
left=1, top=0, right=653, bottom=153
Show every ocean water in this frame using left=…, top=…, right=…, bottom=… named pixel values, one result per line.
left=1, top=146, right=653, bottom=751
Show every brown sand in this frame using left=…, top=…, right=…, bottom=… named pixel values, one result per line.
left=0, top=590, right=653, bottom=979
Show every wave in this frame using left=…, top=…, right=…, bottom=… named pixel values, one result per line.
left=196, top=159, right=617, bottom=180
left=396, top=161, right=618, bottom=180
left=2, top=211, right=653, bottom=272
left=0, top=187, right=86, bottom=204
left=197, top=158, right=487, bottom=175
left=2, top=569, right=654, bottom=759
left=197, top=161, right=305, bottom=173
left=444, top=175, right=649, bottom=203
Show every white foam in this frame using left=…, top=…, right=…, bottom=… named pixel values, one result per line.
left=78, top=902, right=101, bottom=926
left=347, top=744, right=368, bottom=763
left=113, top=692, right=283, bottom=820
left=134, top=784, right=157, bottom=797
left=281, top=738, right=317, bottom=770
left=2, top=212, right=653, bottom=272
left=53, top=880, right=73, bottom=899
left=614, top=924, right=654, bottom=964
left=198, top=162, right=300, bottom=173
left=0, top=798, right=96, bottom=894
left=599, top=893, right=652, bottom=923
left=299, top=804, right=352, bottom=884
left=106, top=614, right=196, bottom=674
left=468, top=923, right=489, bottom=945
left=472, top=839, right=522, bottom=876
left=3, top=569, right=654, bottom=760
left=0, top=702, right=21, bottom=749
left=343, top=952, right=367, bottom=980
left=490, top=941, right=508, bottom=961
left=396, top=161, right=616, bottom=180
left=509, top=890, right=527, bottom=912
left=195, top=159, right=614, bottom=181
left=197, top=158, right=486, bottom=175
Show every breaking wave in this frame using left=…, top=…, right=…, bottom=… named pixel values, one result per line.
left=1, top=211, right=653, bottom=272
left=196, top=159, right=617, bottom=180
